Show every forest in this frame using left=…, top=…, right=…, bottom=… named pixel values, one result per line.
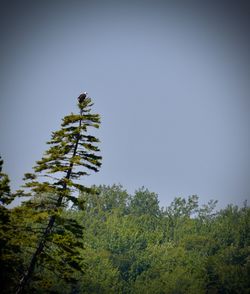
left=0, top=96, right=249, bottom=293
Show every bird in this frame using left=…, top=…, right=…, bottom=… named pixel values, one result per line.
left=78, top=91, right=88, bottom=103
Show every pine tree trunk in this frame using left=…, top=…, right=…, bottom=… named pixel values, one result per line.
left=15, top=214, right=57, bottom=294
left=16, top=111, right=83, bottom=294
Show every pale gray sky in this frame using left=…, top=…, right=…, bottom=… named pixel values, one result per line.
left=1, top=0, right=249, bottom=208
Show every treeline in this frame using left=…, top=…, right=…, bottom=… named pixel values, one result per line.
left=1, top=184, right=249, bottom=293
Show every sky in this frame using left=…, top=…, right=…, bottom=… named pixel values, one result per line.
left=0, top=0, right=249, bottom=209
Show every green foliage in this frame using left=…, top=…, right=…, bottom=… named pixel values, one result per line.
left=0, top=156, right=13, bottom=205
left=75, top=185, right=250, bottom=293
left=0, top=204, right=37, bottom=293
left=1, top=154, right=249, bottom=293
left=2, top=96, right=102, bottom=293
left=1, top=182, right=249, bottom=293
left=128, top=187, right=161, bottom=217
left=0, top=157, right=20, bottom=292
left=78, top=246, right=121, bottom=293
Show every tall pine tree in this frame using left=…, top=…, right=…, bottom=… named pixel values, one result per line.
left=16, top=93, right=102, bottom=293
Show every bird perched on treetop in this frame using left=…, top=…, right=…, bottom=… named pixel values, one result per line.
left=78, top=91, right=88, bottom=103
